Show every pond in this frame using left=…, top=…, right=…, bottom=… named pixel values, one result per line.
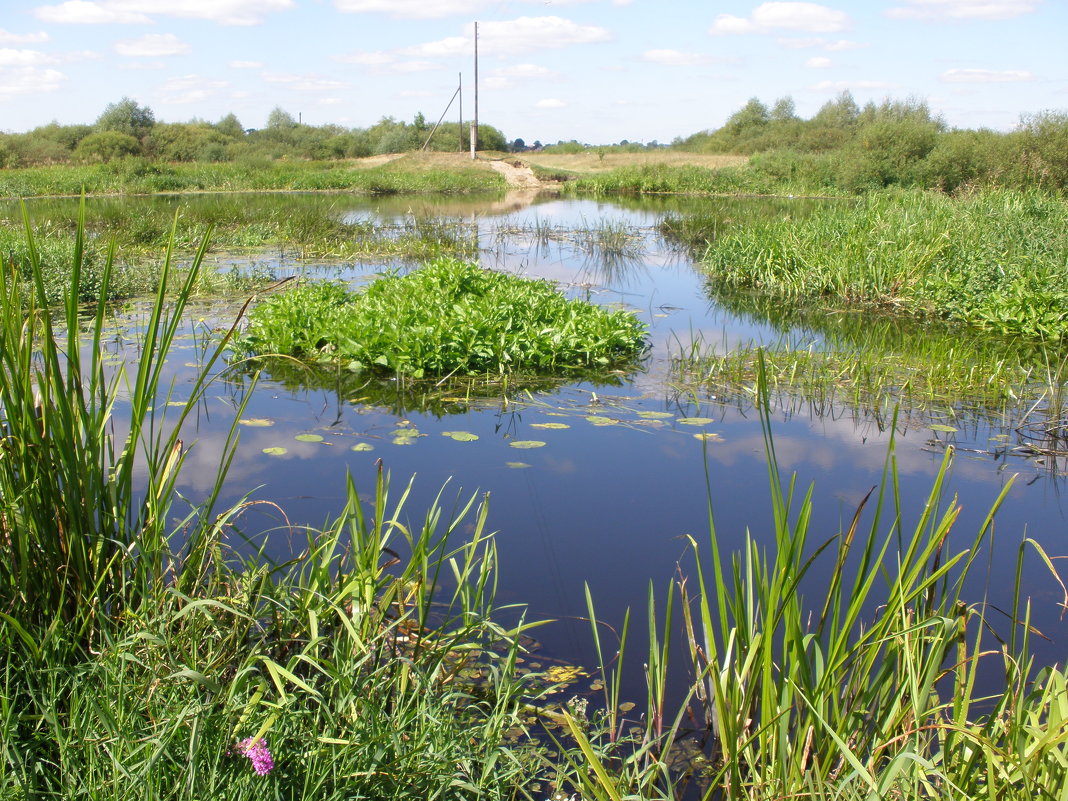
left=16, top=191, right=1068, bottom=705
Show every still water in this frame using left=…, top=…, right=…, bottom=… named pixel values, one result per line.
left=24, top=192, right=1068, bottom=698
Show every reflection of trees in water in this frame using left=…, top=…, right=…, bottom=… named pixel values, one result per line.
left=230, top=357, right=635, bottom=420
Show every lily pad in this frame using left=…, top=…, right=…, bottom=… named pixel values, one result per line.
left=930, top=424, right=958, bottom=433
left=351, top=442, right=374, bottom=452
left=239, top=417, right=275, bottom=427
left=166, top=401, right=186, bottom=407
left=295, top=433, right=324, bottom=442
left=509, top=440, right=546, bottom=449
left=677, top=417, right=715, bottom=426
left=442, top=431, right=479, bottom=442
left=531, top=422, right=570, bottom=430
left=391, top=428, right=420, bottom=438
left=585, top=415, right=617, bottom=426
left=262, top=446, right=287, bottom=456
left=506, top=461, right=531, bottom=469
left=637, top=411, right=673, bottom=419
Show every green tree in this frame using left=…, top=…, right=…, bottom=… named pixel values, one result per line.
left=267, top=107, right=297, bottom=129
left=96, top=97, right=156, bottom=140
left=215, top=113, right=245, bottom=139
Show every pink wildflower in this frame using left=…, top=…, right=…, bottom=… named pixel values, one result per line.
left=237, top=736, right=274, bottom=775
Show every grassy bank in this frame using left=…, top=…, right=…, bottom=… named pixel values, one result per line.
left=686, top=189, right=1068, bottom=341
left=3, top=222, right=1067, bottom=800
left=0, top=153, right=506, bottom=198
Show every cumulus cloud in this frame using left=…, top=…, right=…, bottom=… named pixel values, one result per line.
left=0, top=28, right=49, bottom=44
left=0, top=48, right=58, bottom=66
left=0, top=66, right=65, bottom=99
left=334, top=0, right=491, bottom=18
left=940, top=68, right=1034, bottom=82
left=114, top=33, right=191, bottom=57
left=536, top=98, right=566, bottom=108
left=35, top=1, right=150, bottom=24
left=712, top=2, right=850, bottom=35
left=403, top=16, right=611, bottom=58
left=262, top=72, right=350, bottom=92
left=35, top=0, right=293, bottom=26
left=805, top=56, right=833, bottom=68
left=886, top=0, right=1040, bottom=21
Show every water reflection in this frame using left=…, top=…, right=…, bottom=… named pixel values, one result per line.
left=14, top=191, right=1068, bottom=707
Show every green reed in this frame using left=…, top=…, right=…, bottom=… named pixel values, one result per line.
left=544, top=360, right=1068, bottom=800
left=699, top=189, right=1068, bottom=341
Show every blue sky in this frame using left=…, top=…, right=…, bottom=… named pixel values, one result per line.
left=1, top=0, right=1065, bottom=145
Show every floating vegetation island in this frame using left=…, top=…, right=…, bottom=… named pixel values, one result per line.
left=232, top=257, right=648, bottom=377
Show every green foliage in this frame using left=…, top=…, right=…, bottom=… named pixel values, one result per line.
left=73, top=130, right=143, bottom=163
left=0, top=218, right=547, bottom=799
left=95, top=96, right=156, bottom=140
left=698, top=189, right=1068, bottom=340
left=232, top=258, right=647, bottom=376
left=563, top=163, right=774, bottom=196
left=673, top=93, right=1068, bottom=194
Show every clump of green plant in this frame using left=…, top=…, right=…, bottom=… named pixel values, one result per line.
left=699, top=189, right=1068, bottom=341
left=0, top=211, right=552, bottom=799
left=543, top=370, right=1068, bottom=801
left=564, top=164, right=773, bottom=197
left=232, top=258, right=648, bottom=377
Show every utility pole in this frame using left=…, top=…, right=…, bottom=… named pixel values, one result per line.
left=458, top=72, right=463, bottom=152
left=470, top=20, right=478, bottom=159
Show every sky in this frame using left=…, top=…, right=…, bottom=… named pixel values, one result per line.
left=1, top=0, right=1065, bottom=145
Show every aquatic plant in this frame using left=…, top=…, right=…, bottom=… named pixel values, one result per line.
left=232, top=258, right=648, bottom=377
left=698, top=189, right=1068, bottom=341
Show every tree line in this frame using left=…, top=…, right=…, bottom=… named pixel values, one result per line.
left=0, top=98, right=510, bottom=168
left=674, top=92, right=1068, bottom=192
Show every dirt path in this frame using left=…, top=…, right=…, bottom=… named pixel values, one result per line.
left=484, top=158, right=542, bottom=190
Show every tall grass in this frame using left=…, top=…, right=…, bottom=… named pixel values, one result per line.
left=699, top=189, right=1068, bottom=341
left=0, top=209, right=548, bottom=799
left=545, top=363, right=1068, bottom=800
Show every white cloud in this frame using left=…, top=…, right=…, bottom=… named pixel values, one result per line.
left=810, top=79, right=896, bottom=90
left=536, top=98, right=566, bottom=108
left=805, top=56, right=833, bottom=68
left=777, top=36, right=863, bottom=49
left=0, top=48, right=57, bottom=66
left=334, top=0, right=492, bottom=18
left=404, top=16, right=611, bottom=58
left=319, top=97, right=343, bottom=105
left=114, top=34, right=191, bottom=57
left=0, top=66, right=65, bottom=99
left=0, top=28, right=49, bottom=44
left=35, top=1, right=150, bottom=24
left=886, top=0, right=1040, bottom=21
left=35, top=0, right=293, bottom=26
left=940, top=68, right=1034, bottom=82
left=712, top=2, right=850, bottom=35
left=262, top=72, right=350, bottom=92
left=230, top=60, right=263, bottom=69
left=158, top=73, right=228, bottom=104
